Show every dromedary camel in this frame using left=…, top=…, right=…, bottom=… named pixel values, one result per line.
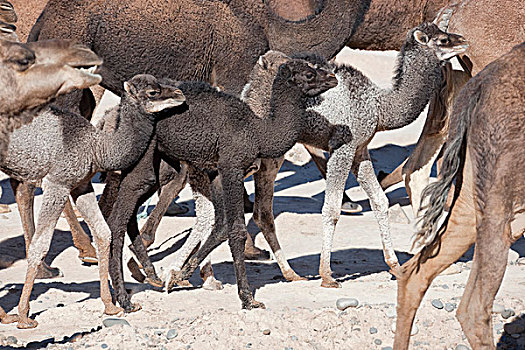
left=0, top=38, right=107, bottom=325
left=1, top=74, right=186, bottom=328
left=394, top=41, right=525, bottom=350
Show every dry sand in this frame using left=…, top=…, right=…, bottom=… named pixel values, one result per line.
left=0, top=49, right=524, bottom=350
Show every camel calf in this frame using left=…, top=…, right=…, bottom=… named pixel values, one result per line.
left=394, top=42, right=525, bottom=350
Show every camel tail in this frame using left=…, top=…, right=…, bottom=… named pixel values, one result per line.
left=412, top=86, right=481, bottom=250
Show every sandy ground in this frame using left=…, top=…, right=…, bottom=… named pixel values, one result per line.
left=0, top=49, right=524, bottom=350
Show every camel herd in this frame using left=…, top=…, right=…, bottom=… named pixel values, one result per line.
left=0, top=0, right=523, bottom=349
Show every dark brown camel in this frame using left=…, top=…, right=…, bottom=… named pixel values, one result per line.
left=394, top=42, right=525, bottom=350
left=0, top=38, right=105, bottom=324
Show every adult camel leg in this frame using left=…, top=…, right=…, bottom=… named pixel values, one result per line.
left=394, top=154, right=476, bottom=350
left=320, top=144, right=355, bottom=288
left=456, top=199, right=510, bottom=349
left=0, top=306, right=17, bottom=324
left=62, top=198, right=98, bottom=264
left=304, top=144, right=362, bottom=213
left=71, top=181, right=123, bottom=316
left=17, top=180, right=69, bottom=329
left=352, top=150, right=399, bottom=273
left=378, top=159, right=407, bottom=190
left=253, top=157, right=304, bottom=281
left=10, top=179, right=61, bottom=279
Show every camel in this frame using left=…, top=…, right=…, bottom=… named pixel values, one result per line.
left=0, top=38, right=107, bottom=325
left=394, top=41, right=525, bottom=350
left=104, top=59, right=341, bottom=312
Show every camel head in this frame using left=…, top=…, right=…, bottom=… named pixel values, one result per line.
left=123, top=74, right=186, bottom=114
left=0, top=1, right=16, bottom=23
left=410, top=22, right=468, bottom=61
left=0, top=20, right=17, bottom=42
left=0, top=39, right=103, bottom=113
left=277, top=58, right=338, bottom=97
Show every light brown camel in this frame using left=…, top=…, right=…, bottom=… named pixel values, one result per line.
left=394, top=41, right=525, bottom=350
left=0, top=38, right=106, bottom=324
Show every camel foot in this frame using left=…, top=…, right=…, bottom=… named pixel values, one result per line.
left=321, top=278, right=342, bottom=288
left=202, top=277, right=223, bottom=291
left=17, top=317, right=38, bottom=329
left=145, top=276, right=164, bottom=288
left=127, top=259, right=146, bottom=283
left=78, top=251, right=98, bottom=264
left=242, top=299, right=265, bottom=310
left=0, top=314, right=18, bottom=324
left=244, top=246, right=271, bottom=261
left=36, top=263, right=63, bottom=279
left=163, top=269, right=184, bottom=292
left=283, top=271, right=307, bottom=282
left=341, top=201, right=363, bottom=214
left=121, top=301, right=141, bottom=313
left=104, top=303, right=124, bottom=316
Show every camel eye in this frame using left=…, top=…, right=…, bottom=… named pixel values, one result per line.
left=305, top=72, right=315, bottom=80
left=147, top=90, right=159, bottom=97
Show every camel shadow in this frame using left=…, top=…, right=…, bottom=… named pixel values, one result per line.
left=497, top=313, right=525, bottom=349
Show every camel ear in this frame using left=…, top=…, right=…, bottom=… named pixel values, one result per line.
left=258, top=55, right=269, bottom=70
left=414, top=30, right=429, bottom=45
left=279, top=64, right=292, bottom=80
left=433, top=2, right=458, bottom=31
left=123, top=81, right=138, bottom=97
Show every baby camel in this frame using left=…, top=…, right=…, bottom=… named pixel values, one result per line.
left=106, top=59, right=340, bottom=312
left=0, top=74, right=185, bottom=328
left=0, top=38, right=104, bottom=324
left=394, top=42, right=525, bottom=350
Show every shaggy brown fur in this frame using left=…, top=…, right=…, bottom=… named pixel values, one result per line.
left=394, top=42, right=525, bottom=350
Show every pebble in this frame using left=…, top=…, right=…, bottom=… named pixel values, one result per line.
left=385, top=309, right=396, bottom=318
left=502, top=309, right=516, bottom=319
left=504, top=323, right=525, bottom=334
left=493, top=304, right=505, bottom=314
left=101, top=344, right=108, bottom=349
left=442, top=284, right=450, bottom=289
left=336, top=298, right=359, bottom=310
left=511, top=333, right=521, bottom=339
left=290, top=335, right=298, bottom=341
left=455, top=345, right=469, bottom=350
left=381, top=347, right=393, bottom=350
left=495, top=323, right=504, bottom=331
left=369, top=327, right=378, bottom=334
left=102, top=318, right=130, bottom=328
left=431, top=299, right=444, bottom=309
left=245, top=343, right=252, bottom=348
left=445, top=303, right=456, bottom=312
left=166, top=329, right=178, bottom=340
left=263, top=329, right=271, bottom=335
left=6, top=336, right=17, bottom=345
left=374, top=339, right=382, bottom=345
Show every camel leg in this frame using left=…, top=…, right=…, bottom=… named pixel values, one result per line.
left=320, top=144, right=355, bottom=288
left=17, top=181, right=69, bottom=329
left=303, top=144, right=361, bottom=212
left=456, top=202, right=510, bottom=349
left=71, top=182, right=123, bottom=316
left=99, top=171, right=121, bottom=220
left=0, top=307, right=17, bottom=324
left=62, top=198, right=98, bottom=264
left=253, top=157, right=304, bottom=281
left=394, top=157, right=476, bottom=350
left=10, top=179, right=61, bottom=279
left=353, top=150, right=399, bottom=273
left=378, top=159, right=407, bottom=190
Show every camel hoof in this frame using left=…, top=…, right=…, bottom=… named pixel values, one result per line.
left=36, top=263, right=63, bottom=279
left=163, top=269, right=184, bottom=292
left=17, top=317, right=38, bottom=329
left=284, top=272, right=307, bottom=282
left=243, top=299, right=265, bottom=310
left=202, top=277, right=223, bottom=291
left=127, top=259, right=146, bottom=283
left=104, top=304, right=124, bottom=316
left=321, top=279, right=342, bottom=288
left=123, top=302, right=141, bottom=313
left=0, top=314, right=18, bottom=324
left=79, top=254, right=98, bottom=264
left=341, top=201, right=363, bottom=214
left=145, top=276, right=164, bottom=288
left=244, top=247, right=271, bottom=261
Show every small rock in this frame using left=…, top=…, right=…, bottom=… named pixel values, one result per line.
left=336, top=298, right=359, bottom=311
left=504, top=323, right=525, bottom=334
left=445, top=303, right=456, bottom=312
left=502, top=309, right=516, bottom=319
left=56, top=303, right=65, bottom=308
left=284, top=348, right=293, bottom=350
left=495, top=323, right=504, bottom=331
left=166, top=329, right=178, bottom=340
left=103, top=318, right=130, bottom=328
left=374, top=339, right=382, bottom=345
left=493, top=304, right=506, bottom=314
left=388, top=204, right=410, bottom=224
left=442, top=284, right=450, bottom=289
left=101, top=344, right=108, bottom=349
left=6, top=336, right=17, bottom=345
left=455, top=345, right=469, bottom=350
left=245, top=343, right=252, bottom=348
left=369, top=327, right=378, bottom=334
left=381, top=347, right=393, bottom=350
left=511, top=333, right=521, bottom=339
left=263, top=329, right=271, bottom=335
left=431, top=299, right=444, bottom=309
left=385, top=309, right=396, bottom=318
left=440, top=264, right=462, bottom=276
left=0, top=214, right=7, bottom=220
left=290, top=335, right=298, bottom=341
